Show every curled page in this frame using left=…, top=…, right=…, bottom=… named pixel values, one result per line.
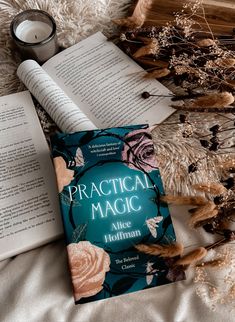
left=17, top=60, right=96, bottom=133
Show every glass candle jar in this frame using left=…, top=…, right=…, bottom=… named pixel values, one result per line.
left=10, top=9, right=59, bottom=64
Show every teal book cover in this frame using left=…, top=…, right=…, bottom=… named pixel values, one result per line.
left=51, top=124, right=185, bottom=304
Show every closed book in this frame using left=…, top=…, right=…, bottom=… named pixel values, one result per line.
left=51, top=124, right=185, bottom=303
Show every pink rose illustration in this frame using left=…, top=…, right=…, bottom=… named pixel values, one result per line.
left=122, top=129, right=156, bottom=172
left=53, top=156, right=74, bottom=192
left=67, top=241, right=110, bottom=301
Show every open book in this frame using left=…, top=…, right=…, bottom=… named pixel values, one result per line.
left=0, top=91, right=63, bottom=261
left=17, top=32, right=174, bottom=133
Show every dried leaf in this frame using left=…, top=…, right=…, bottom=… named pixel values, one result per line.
left=190, top=92, right=234, bottom=108
left=136, top=58, right=169, bottom=68
left=224, top=79, right=235, bottom=89
left=196, top=38, right=216, bottom=47
left=133, top=38, right=159, bottom=58
left=192, top=183, right=227, bottom=195
left=160, top=195, right=207, bottom=206
left=135, top=242, right=184, bottom=257
left=214, top=58, right=235, bottom=68
left=175, top=247, right=207, bottom=266
left=144, top=68, right=170, bottom=79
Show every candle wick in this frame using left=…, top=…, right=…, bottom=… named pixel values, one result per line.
left=35, top=34, right=37, bottom=40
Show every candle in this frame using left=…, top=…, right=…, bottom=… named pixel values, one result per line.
left=15, top=20, right=53, bottom=43
left=10, top=10, right=59, bottom=64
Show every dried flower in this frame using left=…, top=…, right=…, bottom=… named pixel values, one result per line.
left=144, top=68, right=170, bottom=79
left=135, top=242, right=184, bottom=257
left=133, top=38, right=160, bottom=58
left=175, top=247, right=207, bottom=266
left=160, top=195, right=207, bottom=206
left=192, top=183, right=227, bottom=195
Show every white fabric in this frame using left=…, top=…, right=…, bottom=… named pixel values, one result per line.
left=0, top=206, right=233, bottom=322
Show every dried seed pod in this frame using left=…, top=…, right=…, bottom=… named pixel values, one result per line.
left=133, top=38, right=159, bottom=58
left=160, top=195, right=207, bottom=206
left=144, top=68, right=170, bottom=79
left=175, top=247, right=207, bottom=266
left=196, top=38, right=216, bottom=47
left=192, top=183, right=227, bottom=195
left=135, top=242, right=184, bottom=257
left=190, top=92, right=234, bottom=108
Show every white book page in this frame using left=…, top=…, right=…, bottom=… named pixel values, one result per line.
left=17, top=60, right=96, bottom=133
left=43, top=32, right=175, bottom=128
left=0, top=91, right=63, bottom=261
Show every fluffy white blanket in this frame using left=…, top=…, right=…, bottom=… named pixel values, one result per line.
left=0, top=0, right=234, bottom=321
left=1, top=206, right=233, bottom=322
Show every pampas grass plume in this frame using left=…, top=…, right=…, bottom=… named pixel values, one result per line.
left=135, top=242, right=184, bottom=257
left=160, top=195, right=207, bottom=206
left=192, top=182, right=227, bottom=195
left=190, top=92, right=234, bottom=108
left=175, top=247, right=207, bottom=266
left=189, top=201, right=218, bottom=227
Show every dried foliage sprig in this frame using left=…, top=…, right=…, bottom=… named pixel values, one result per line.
left=136, top=174, right=235, bottom=274
left=114, top=0, right=235, bottom=112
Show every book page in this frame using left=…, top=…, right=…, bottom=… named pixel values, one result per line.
left=43, top=32, right=175, bottom=128
left=17, top=60, right=96, bottom=133
left=0, top=91, right=63, bottom=261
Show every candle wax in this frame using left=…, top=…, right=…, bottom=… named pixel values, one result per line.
left=15, top=20, right=52, bottom=43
